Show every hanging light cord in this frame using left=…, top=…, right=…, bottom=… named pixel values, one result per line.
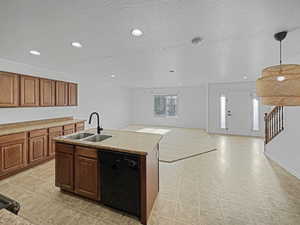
left=280, top=40, right=282, bottom=65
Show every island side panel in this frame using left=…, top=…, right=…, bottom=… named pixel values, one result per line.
left=140, top=144, right=160, bottom=225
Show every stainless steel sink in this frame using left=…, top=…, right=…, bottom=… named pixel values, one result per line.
left=84, top=134, right=112, bottom=142
left=67, top=133, right=94, bottom=140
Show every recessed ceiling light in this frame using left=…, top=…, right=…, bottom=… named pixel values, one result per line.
left=29, top=50, right=41, bottom=56
left=111, top=74, right=115, bottom=78
left=277, top=76, right=285, bottom=82
left=131, top=29, right=143, bottom=37
left=243, top=76, right=248, bottom=80
left=71, top=42, right=83, bottom=48
left=169, top=70, right=175, bottom=73
left=191, top=37, right=203, bottom=45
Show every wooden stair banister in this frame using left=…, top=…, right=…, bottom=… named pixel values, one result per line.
left=264, top=106, right=284, bottom=144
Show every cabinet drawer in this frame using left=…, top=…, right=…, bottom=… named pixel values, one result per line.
left=56, top=143, right=74, bottom=154
left=75, top=122, right=85, bottom=132
left=64, top=124, right=75, bottom=131
left=0, top=132, right=26, bottom=144
left=49, top=126, right=63, bottom=133
left=29, top=129, right=48, bottom=138
left=75, top=146, right=97, bottom=159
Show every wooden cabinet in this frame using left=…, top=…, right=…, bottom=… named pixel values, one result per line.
left=0, top=133, right=27, bottom=176
left=63, top=124, right=75, bottom=135
left=55, top=144, right=99, bottom=200
left=28, top=129, right=48, bottom=164
left=1, top=71, right=78, bottom=108
left=56, top=81, right=68, bottom=106
left=68, top=83, right=78, bottom=106
left=0, top=72, right=19, bottom=107
left=75, top=122, right=85, bottom=132
left=40, top=78, right=55, bottom=106
left=48, top=126, right=63, bottom=156
left=75, top=147, right=99, bottom=200
left=20, top=75, right=40, bottom=107
left=55, top=143, right=74, bottom=191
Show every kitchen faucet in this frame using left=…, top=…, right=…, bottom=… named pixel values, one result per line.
left=89, top=112, right=103, bottom=134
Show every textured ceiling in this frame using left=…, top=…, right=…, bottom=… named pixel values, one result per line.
left=1, top=0, right=300, bottom=87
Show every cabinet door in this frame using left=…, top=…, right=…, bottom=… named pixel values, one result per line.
left=75, top=122, right=85, bottom=132
left=20, top=75, right=40, bottom=107
left=56, top=81, right=68, bottom=106
left=49, top=131, right=63, bottom=156
left=29, top=135, right=47, bottom=164
left=55, top=143, right=74, bottom=191
left=75, top=149, right=99, bottom=200
left=64, top=124, right=75, bottom=135
left=40, top=79, right=55, bottom=106
left=0, top=139, right=27, bottom=175
left=68, top=83, right=78, bottom=106
left=0, top=72, right=19, bottom=107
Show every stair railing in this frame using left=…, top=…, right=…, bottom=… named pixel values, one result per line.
left=264, top=106, right=284, bottom=144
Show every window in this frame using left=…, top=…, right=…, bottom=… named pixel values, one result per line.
left=220, top=95, right=227, bottom=129
left=252, top=97, right=259, bottom=131
left=154, top=95, right=178, bottom=117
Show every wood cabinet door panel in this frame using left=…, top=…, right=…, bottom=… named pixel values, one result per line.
left=56, top=81, right=68, bottom=106
left=75, top=122, right=85, bottom=132
left=40, top=79, right=55, bottom=106
left=55, top=143, right=74, bottom=191
left=63, top=129, right=75, bottom=136
left=29, top=135, right=47, bottom=163
left=0, top=72, right=19, bottom=107
left=49, top=131, right=63, bottom=156
left=0, top=140, right=26, bottom=175
left=68, top=83, right=78, bottom=106
left=20, top=75, right=40, bottom=106
left=75, top=154, right=99, bottom=200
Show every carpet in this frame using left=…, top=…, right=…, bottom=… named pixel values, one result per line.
left=123, top=125, right=217, bottom=163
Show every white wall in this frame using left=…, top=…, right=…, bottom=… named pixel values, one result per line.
left=131, top=86, right=207, bottom=129
left=265, top=107, right=300, bottom=179
left=74, top=77, right=131, bottom=129
left=0, top=58, right=131, bottom=129
left=207, top=81, right=269, bottom=136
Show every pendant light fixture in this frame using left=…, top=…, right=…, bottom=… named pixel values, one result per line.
left=256, top=31, right=300, bottom=106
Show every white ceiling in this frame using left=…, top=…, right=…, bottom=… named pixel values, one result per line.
left=1, top=0, right=300, bottom=87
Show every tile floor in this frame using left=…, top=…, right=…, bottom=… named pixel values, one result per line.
left=0, top=130, right=300, bottom=225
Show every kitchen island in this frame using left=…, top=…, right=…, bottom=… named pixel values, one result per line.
left=54, top=128, right=162, bottom=225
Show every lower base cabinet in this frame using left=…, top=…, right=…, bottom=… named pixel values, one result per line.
left=0, top=133, right=27, bottom=176
left=63, top=124, right=75, bottom=136
left=55, top=143, right=74, bottom=192
left=28, top=129, right=48, bottom=164
left=75, top=146, right=100, bottom=200
left=48, top=127, right=63, bottom=156
left=0, top=121, right=84, bottom=180
left=55, top=144, right=100, bottom=201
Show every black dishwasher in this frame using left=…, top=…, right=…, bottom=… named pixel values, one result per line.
left=99, top=151, right=140, bottom=216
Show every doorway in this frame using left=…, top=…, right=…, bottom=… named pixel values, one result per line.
left=220, top=91, right=261, bottom=136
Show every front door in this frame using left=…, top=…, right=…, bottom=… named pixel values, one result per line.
left=226, top=91, right=252, bottom=136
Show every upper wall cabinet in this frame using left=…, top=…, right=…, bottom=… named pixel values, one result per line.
left=40, top=78, right=55, bottom=106
left=68, top=83, right=78, bottom=106
left=0, top=71, right=78, bottom=108
left=20, top=75, right=40, bottom=107
left=56, top=81, right=68, bottom=106
left=0, top=72, right=19, bottom=107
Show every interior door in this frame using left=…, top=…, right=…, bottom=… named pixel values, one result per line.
left=226, top=91, right=252, bottom=136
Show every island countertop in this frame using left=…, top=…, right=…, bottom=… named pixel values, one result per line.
left=53, top=128, right=163, bottom=156
left=0, top=210, right=34, bottom=225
